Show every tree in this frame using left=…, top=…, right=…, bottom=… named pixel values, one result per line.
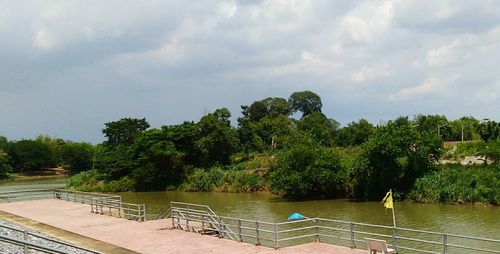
left=93, top=144, right=135, bottom=180
left=9, top=140, right=57, bottom=172
left=477, top=139, right=500, bottom=165
left=103, top=118, right=150, bottom=146
left=297, top=112, right=338, bottom=147
left=196, top=108, right=239, bottom=167
left=351, top=117, right=442, bottom=200
left=413, top=114, right=451, bottom=140
left=477, top=120, right=500, bottom=141
left=0, top=149, right=12, bottom=179
left=132, top=129, right=185, bottom=190
left=336, top=119, right=375, bottom=147
left=269, top=132, right=345, bottom=199
left=288, top=91, right=322, bottom=117
left=60, top=142, right=94, bottom=174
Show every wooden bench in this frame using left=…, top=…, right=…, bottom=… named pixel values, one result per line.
left=365, top=238, right=397, bottom=254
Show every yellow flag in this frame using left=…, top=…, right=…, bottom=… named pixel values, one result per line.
left=381, top=191, right=393, bottom=209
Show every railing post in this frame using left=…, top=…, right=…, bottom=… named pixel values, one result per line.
left=171, top=203, right=174, bottom=228
left=442, top=233, right=448, bottom=254
left=143, top=204, right=147, bottom=221
left=350, top=222, right=355, bottom=248
left=186, top=205, right=190, bottom=230
left=392, top=226, right=397, bottom=250
left=201, top=214, right=205, bottom=234
left=23, top=230, right=28, bottom=254
left=238, top=219, right=242, bottom=241
left=255, top=221, right=260, bottom=246
left=315, top=219, right=320, bottom=242
left=274, top=223, right=279, bottom=249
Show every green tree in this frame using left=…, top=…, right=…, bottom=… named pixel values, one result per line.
left=132, top=129, right=185, bottom=190
left=351, top=117, right=442, bottom=200
left=35, top=135, right=66, bottom=165
left=103, top=118, right=150, bottom=146
left=196, top=108, right=239, bottom=167
left=413, top=114, right=450, bottom=140
left=336, top=119, right=375, bottom=147
left=269, top=133, right=345, bottom=199
left=297, top=112, right=338, bottom=146
left=477, top=120, right=500, bottom=141
left=288, top=91, right=322, bottom=117
left=9, top=140, right=57, bottom=172
left=60, top=142, right=94, bottom=174
left=0, top=149, right=12, bottom=179
left=93, top=144, right=135, bottom=180
left=477, top=139, right=500, bottom=165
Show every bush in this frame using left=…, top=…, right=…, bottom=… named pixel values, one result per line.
left=409, top=164, right=500, bottom=205
left=179, top=167, right=262, bottom=192
left=67, top=169, right=135, bottom=192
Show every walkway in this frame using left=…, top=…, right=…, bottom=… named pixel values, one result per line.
left=0, top=199, right=366, bottom=254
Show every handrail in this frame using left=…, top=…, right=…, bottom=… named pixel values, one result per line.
left=169, top=201, right=500, bottom=253
left=0, top=223, right=100, bottom=253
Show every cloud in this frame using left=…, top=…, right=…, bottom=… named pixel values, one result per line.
left=1, top=0, right=500, bottom=142
left=389, top=75, right=460, bottom=100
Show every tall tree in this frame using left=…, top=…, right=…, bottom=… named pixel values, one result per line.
left=103, top=118, right=150, bottom=146
left=288, top=91, right=322, bottom=117
left=351, top=117, right=442, bottom=200
left=477, top=120, right=500, bottom=141
left=336, top=119, right=375, bottom=147
left=60, top=142, right=94, bottom=174
left=9, top=140, right=57, bottom=172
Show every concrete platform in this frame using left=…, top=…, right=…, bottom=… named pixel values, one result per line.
left=0, top=199, right=367, bottom=254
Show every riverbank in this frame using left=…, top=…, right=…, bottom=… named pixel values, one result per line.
left=0, top=199, right=365, bottom=254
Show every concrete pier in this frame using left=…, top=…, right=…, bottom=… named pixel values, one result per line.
left=0, top=199, right=366, bottom=254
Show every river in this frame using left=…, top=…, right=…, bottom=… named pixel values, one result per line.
left=1, top=177, right=499, bottom=239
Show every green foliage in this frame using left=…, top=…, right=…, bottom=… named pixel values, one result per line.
left=288, top=91, right=322, bottom=117
left=196, top=108, right=239, bottom=167
left=132, top=129, right=185, bottom=191
left=336, top=119, right=375, bottom=147
left=9, top=140, right=57, bottom=172
left=477, top=120, right=500, bottom=141
left=0, top=149, right=12, bottom=179
left=410, top=164, right=500, bottom=205
left=103, top=118, right=150, bottom=146
left=477, top=139, right=500, bottom=164
left=297, top=112, right=338, bottom=146
left=67, top=169, right=135, bottom=192
left=351, top=117, right=442, bottom=200
left=93, top=144, right=136, bottom=180
left=60, top=142, right=94, bottom=174
left=180, top=167, right=262, bottom=192
left=269, top=133, right=345, bottom=200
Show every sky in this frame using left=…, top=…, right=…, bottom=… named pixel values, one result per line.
left=1, top=0, right=499, bottom=143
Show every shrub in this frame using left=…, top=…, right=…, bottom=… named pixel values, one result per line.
left=409, top=164, right=500, bottom=205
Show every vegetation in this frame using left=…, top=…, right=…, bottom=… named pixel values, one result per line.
left=2, top=91, right=499, bottom=205
left=410, top=164, right=500, bottom=205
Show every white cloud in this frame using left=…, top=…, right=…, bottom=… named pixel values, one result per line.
left=426, top=39, right=461, bottom=66
left=389, top=74, right=459, bottom=100
left=350, top=64, right=393, bottom=82
left=33, top=26, right=58, bottom=50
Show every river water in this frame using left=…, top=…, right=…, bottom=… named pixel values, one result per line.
left=1, top=177, right=499, bottom=241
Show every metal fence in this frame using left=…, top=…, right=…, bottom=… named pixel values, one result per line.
left=170, top=202, right=500, bottom=254
left=90, top=197, right=146, bottom=221
left=0, top=222, right=99, bottom=254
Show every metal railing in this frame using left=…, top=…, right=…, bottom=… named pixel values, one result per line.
left=90, top=197, right=146, bottom=221
left=0, top=189, right=121, bottom=204
left=0, top=222, right=99, bottom=254
left=170, top=202, right=500, bottom=254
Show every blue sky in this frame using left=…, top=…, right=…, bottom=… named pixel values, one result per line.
left=1, top=0, right=499, bottom=143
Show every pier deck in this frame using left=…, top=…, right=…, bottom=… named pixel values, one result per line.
left=0, top=199, right=366, bottom=254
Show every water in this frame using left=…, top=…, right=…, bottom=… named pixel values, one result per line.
left=0, top=175, right=67, bottom=192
